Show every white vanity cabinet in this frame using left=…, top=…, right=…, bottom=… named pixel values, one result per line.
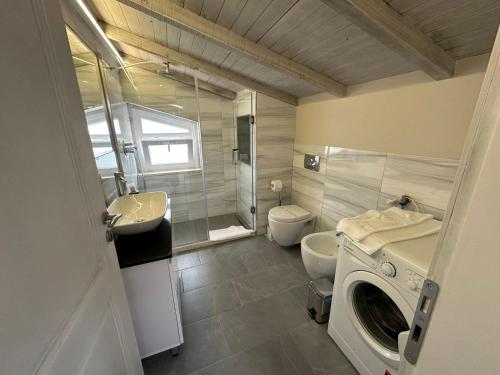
left=121, top=259, right=183, bottom=358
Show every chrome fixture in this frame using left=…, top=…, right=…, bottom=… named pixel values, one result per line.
left=102, top=211, right=122, bottom=227
left=102, top=211, right=122, bottom=242
left=122, top=140, right=136, bottom=154
left=114, top=172, right=128, bottom=197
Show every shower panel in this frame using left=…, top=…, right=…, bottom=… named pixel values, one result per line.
left=234, top=92, right=256, bottom=230
left=118, top=64, right=210, bottom=248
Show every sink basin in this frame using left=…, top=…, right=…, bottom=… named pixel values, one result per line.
left=107, top=192, right=167, bottom=235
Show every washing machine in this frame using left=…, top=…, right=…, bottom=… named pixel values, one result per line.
left=328, top=225, right=440, bottom=375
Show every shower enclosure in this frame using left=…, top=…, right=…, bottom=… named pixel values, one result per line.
left=66, top=26, right=255, bottom=250
left=234, top=92, right=256, bottom=230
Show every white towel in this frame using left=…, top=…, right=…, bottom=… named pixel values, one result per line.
left=209, top=226, right=253, bottom=241
left=353, top=219, right=442, bottom=255
left=337, top=207, right=433, bottom=241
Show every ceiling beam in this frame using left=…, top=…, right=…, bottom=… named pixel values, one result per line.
left=115, top=0, right=346, bottom=96
left=102, top=23, right=298, bottom=105
left=320, top=0, right=455, bottom=80
left=122, top=55, right=238, bottom=100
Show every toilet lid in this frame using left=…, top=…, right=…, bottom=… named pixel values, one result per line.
left=269, top=205, right=312, bottom=223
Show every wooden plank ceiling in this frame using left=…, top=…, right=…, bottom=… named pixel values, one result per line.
left=89, top=0, right=500, bottom=102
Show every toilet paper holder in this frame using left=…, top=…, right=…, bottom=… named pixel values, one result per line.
left=270, top=179, right=283, bottom=206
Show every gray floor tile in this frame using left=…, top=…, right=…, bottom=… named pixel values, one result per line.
left=219, top=290, right=310, bottom=354
left=289, top=321, right=356, bottom=375
left=143, top=317, right=229, bottom=375
left=208, top=214, right=241, bottom=231
left=288, top=283, right=310, bottom=311
left=171, top=252, right=201, bottom=271
left=173, top=214, right=242, bottom=247
left=331, top=364, right=360, bottom=375
left=181, top=281, right=241, bottom=325
left=181, top=261, right=234, bottom=292
left=197, top=246, right=218, bottom=264
left=192, top=336, right=311, bottom=375
left=280, top=331, right=317, bottom=375
left=258, top=242, right=292, bottom=267
left=198, top=242, right=267, bottom=275
left=174, top=219, right=208, bottom=247
left=233, top=264, right=309, bottom=304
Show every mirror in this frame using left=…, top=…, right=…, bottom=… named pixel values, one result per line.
left=65, top=26, right=119, bottom=203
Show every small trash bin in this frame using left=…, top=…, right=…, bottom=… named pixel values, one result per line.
left=307, top=278, right=334, bottom=324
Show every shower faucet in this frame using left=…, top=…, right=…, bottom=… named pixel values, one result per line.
left=122, top=141, right=136, bottom=154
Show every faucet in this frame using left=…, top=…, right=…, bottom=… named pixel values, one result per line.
left=102, top=212, right=122, bottom=227
left=114, top=172, right=128, bottom=197
left=102, top=211, right=123, bottom=242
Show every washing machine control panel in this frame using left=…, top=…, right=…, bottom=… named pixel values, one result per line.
left=380, top=262, right=396, bottom=277
left=378, top=251, right=425, bottom=294
left=341, top=236, right=426, bottom=294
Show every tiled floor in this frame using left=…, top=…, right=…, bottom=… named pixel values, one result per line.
left=173, top=214, right=243, bottom=247
left=143, top=236, right=358, bottom=375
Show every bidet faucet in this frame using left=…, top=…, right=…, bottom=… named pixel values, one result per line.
left=114, top=172, right=127, bottom=197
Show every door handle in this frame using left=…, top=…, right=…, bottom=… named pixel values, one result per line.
left=232, top=148, right=239, bottom=164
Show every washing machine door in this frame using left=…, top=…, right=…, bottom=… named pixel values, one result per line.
left=343, top=271, right=413, bottom=369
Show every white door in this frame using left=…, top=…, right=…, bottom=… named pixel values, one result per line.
left=406, top=27, right=500, bottom=375
left=0, top=1, right=143, bottom=374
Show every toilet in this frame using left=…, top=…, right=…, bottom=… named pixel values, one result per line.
left=268, top=205, right=315, bottom=246
left=301, top=231, right=338, bottom=280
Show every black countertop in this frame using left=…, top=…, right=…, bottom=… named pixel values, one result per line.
left=114, top=216, right=172, bottom=269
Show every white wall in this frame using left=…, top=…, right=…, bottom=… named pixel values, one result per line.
left=296, top=55, right=489, bottom=159
left=412, top=30, right=500, bottom=375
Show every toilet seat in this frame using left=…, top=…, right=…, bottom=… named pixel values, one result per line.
left=268, top=205, right=315, bottom=246
left=268, top=205, right=312, bottom=223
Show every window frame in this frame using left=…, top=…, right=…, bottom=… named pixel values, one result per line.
left=129, top=104, right=200, bottom=172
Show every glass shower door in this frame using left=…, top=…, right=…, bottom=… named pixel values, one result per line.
left=117, top=62, right=209, bottom=248
left=234, top=92, right=255, bottom=229
left=100, top=62, right=139, bottom=192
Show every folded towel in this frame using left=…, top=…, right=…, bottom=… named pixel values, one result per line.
left=353, top=219, right=442, bottom=255
left=209, top=226, right=253, bottom=241
left=337, top=207, right=433, bottom=241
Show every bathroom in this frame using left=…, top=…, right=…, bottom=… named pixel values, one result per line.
left=3, top=1, right=500, bottom=375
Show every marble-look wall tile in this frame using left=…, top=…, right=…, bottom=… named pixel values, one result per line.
left=255, top=94, right=296, bottom=234
left=380, top=154, right=458, bottom=212
left=320, top=148, right=387, bottom=230
left=326, top=147, right=387, bottom=190
left=376, top=192, right=447, bottom=221
left=291, top=144, right=459, bottom=232
left=291, top=144, right=328, bottom=230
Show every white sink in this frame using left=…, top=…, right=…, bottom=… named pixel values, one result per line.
left=107, top=192, right=167, bottom=235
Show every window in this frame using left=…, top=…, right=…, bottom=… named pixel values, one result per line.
left=149, top=143, right=190, bottom=165
left=131, top=106, right=200, bottom=172
left=84, top=106, right=120, bottom=173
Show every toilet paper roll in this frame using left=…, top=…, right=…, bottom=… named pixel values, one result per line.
left=270, top=179, right=283, bottom=192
